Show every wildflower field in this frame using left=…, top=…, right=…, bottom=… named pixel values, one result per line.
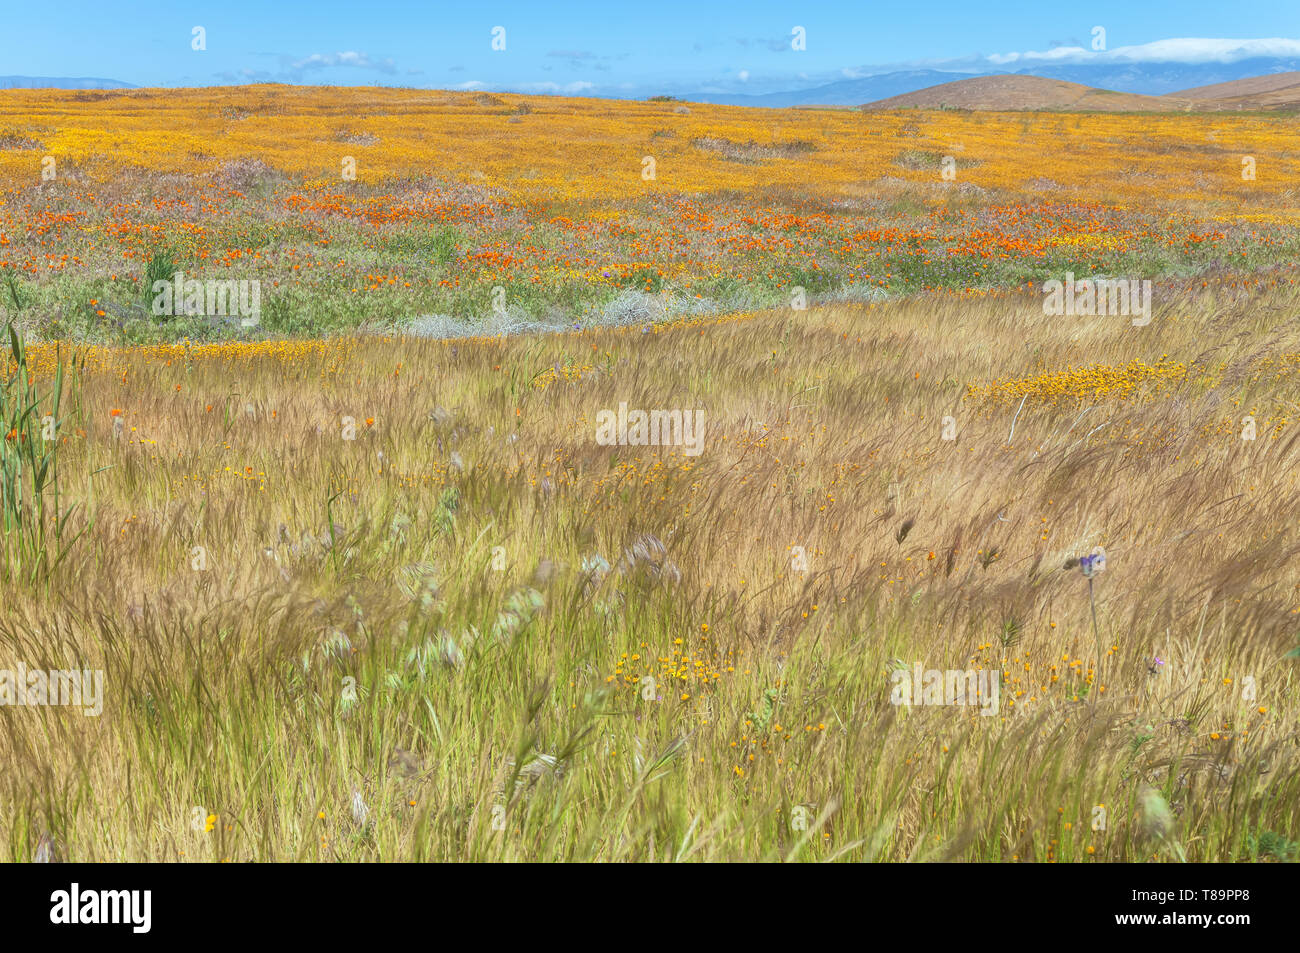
left=3, top=86, right=1300, bottom=340
left=1, top=86, right=1299, bottom=862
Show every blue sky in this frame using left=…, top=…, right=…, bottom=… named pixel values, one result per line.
left=2, top=0, right=1298, bottom=95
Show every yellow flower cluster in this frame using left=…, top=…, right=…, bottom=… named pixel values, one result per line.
left=966, top=358, right=1189, bottom=406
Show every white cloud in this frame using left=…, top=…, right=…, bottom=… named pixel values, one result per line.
left=738, top=69, right=750, bottom=81
left=517, top=80, right=596, bottom=94
left=988, top=37, right=1300, bottom=67
left=287, top=51, right=398, bottom=73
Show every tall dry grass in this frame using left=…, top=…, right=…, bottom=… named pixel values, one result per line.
left=1, top=278, right=1298, bottom=861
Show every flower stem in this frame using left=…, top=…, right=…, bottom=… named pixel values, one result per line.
left=1089, top=576, right=1102, bottom=702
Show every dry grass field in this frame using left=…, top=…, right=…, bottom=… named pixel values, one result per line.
left=1, top=86, right=1298, bottom=861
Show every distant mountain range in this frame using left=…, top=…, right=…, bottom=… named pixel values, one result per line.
left=685, top=57, right=1300, bottom=107
left=0, top=76, right=135, bottom=90
left=6, top=57, right=1300, bottom=110
left=696, top=70, right=978, bottom=108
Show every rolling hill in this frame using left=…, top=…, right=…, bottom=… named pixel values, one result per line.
left=1165, top=70, right=1300, bottom=108
left=861, top=75, right=1183, bottom=111
left=860, top=70, right=1300, bottom=111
